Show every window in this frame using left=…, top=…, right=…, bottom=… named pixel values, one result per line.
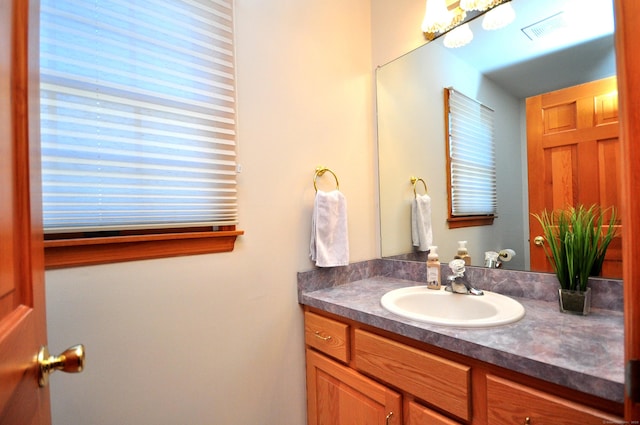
left=444, top=87, right=496, bottom=228
left=39, top=0, right=242, bottom=268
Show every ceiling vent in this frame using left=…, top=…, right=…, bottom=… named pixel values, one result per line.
left=521, top=12, right=568, bottom=41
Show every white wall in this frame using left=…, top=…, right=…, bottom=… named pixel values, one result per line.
left=370, top=0, right=428, bottom=66
left=45, top=1, right=376, bottom=424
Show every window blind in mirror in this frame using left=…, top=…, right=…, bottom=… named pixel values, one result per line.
left=446, top=88, right=496, bottom=216
left=40, top=0, right=237, bottom=233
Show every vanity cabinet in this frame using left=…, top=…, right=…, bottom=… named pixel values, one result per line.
left=303, top=309, right=622, bottom=425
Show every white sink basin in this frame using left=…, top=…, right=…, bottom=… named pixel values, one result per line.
left=381, top=286, right=525, bottom=328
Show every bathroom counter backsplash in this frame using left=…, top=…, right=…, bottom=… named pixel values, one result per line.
left=297, top=258, right=623, bottom=311
left=297, top=259, right=624, bottom=403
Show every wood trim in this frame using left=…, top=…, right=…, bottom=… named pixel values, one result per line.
left=447, top=215, right=494, bottom=228
left=44, top=229, right=244, bottom=268
left=614, top=0, right=640, bottom=420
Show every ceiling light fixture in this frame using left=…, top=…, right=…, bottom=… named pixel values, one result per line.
left=422, top=0, right=515, bottom=46
left=460, top=0, right=493, bottom=12
left=443, top=23, right=474, bottom=48
left=482, top=2, right=516, bottom=30
left=421, top=0, right=455, bottom=34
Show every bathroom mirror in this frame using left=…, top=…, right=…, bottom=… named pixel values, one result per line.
left=377, top=0, right=616, bottom=271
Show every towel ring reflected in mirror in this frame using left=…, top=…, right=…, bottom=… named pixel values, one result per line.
left=314, top=166, right=340, bottom=192
left=410, top=176, right=428, bottom=197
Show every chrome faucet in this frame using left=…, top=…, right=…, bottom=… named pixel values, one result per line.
left=447, top=259, right=484, bottom=296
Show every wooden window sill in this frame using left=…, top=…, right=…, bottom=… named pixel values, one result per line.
left=447, top=216, right=495, bottom=229
left=44, top=229, right=244, bottom=269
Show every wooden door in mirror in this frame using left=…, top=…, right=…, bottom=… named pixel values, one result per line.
left=526, top=76, right=622, bottom=278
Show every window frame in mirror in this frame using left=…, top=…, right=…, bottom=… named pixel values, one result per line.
left=444, top=88, right=496, bottom=229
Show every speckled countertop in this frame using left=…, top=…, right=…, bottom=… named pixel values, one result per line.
left=299, top=273, right=624, bottom=403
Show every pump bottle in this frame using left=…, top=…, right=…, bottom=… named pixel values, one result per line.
left=454, top=240, right=471, bottom=266
left=426, top=246, right=441, bottom=290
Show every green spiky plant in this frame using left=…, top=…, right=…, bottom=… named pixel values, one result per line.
left=533, top=205, right=618, bottom=292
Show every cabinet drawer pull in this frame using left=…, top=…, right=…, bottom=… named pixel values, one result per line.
left=314, top=331, right=332, bottom=341
left=386, top=411, right=393, bottom=425
left=524, top=417, right=530, bottom=425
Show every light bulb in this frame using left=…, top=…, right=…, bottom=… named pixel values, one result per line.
left=460, top=0, right=493, bottom=12
left=443, top=23, right=474, bottom=48
left=421, top=0, right=454, bottom=33
left=482, top=2, right=516, bottom=30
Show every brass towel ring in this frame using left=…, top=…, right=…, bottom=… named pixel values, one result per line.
left=410, top=176, right=428, bottom=197
left=314, top=166, right=340, bottom=192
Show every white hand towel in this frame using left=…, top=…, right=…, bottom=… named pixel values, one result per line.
left=411, top=194, right=433, bottom=251
left=310, top=190, right=349, bottom=267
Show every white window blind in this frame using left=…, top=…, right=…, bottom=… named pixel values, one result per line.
left=40, top=0, right=237, bottom=233
left=446, top=88, right=496, bottom=216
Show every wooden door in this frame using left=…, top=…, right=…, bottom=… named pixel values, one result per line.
left=615, top=0, right=640, bottom=420
left=526, top=76, right=622, bottom=277
left=0, top=0, right=50, bottom=424
left=306, top=349, right=401, bottom=425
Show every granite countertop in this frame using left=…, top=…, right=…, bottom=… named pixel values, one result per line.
left=300, top=275, right=624, bottom=403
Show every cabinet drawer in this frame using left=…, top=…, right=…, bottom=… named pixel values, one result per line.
left=304, top=311, right=350, bottom=363
left=407, top=400, right=463, bottom=425
left=354, top=329, right=470, bottom=421
left=486, top=374, right=622, bottom=424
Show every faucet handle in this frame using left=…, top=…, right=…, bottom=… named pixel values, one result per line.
left=448, top=259, right=466, bottom=276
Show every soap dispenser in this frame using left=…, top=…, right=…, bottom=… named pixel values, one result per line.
left=454, top=240, right=471, bottom=266
left=426, top=246, right=441, bottom=290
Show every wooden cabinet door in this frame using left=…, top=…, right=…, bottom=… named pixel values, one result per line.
left=526, top=76, right=622, bottom=277
left=306, top=349, right=401, bottom=425
left=0, top=0, right=50, bottom=423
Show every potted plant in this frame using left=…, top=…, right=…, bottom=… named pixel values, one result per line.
left=533, top=204, right=618, bottom=315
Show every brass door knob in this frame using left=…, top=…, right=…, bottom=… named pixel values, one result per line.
left=38, top=344, right=85, bottom=387
left=534, top=236, right=545, bottom=246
